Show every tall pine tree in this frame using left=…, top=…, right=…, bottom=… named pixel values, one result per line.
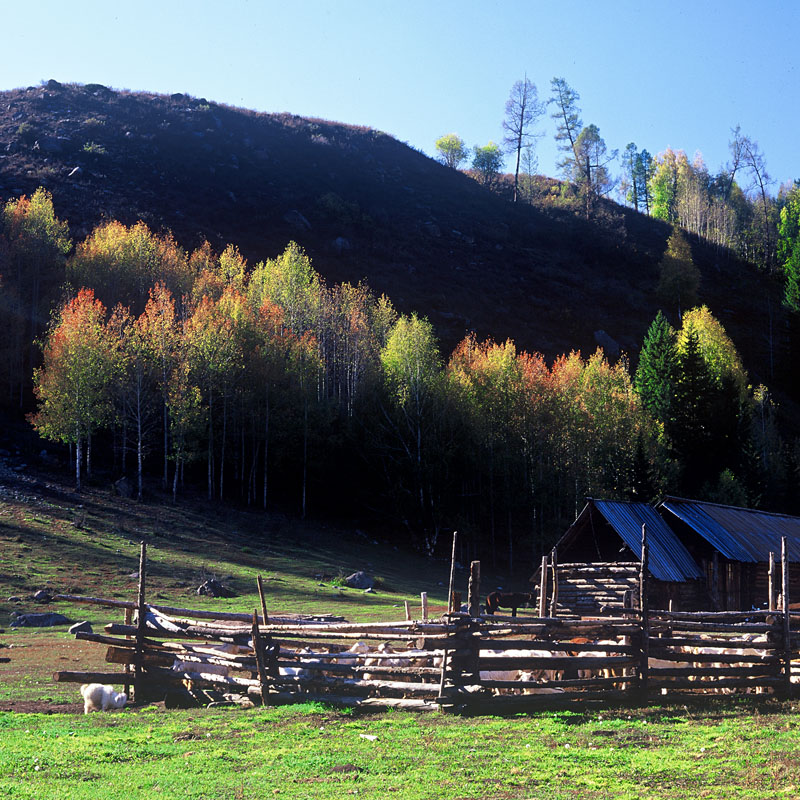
left=634, top=311, right=678, bottom=426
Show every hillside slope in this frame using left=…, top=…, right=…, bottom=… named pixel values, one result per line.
left=0, top=80, right=787, bottom=385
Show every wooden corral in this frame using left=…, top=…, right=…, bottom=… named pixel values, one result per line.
left=50, top=535, right=800, bottom=713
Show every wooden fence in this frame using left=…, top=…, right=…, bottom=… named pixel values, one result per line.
left=51, top=533, right=800, bottom=713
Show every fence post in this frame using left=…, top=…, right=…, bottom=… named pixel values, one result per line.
left=421, top=592, right=428, bottom=621
left=123, top=607, right=132, bottom=701
left=769, top=552, right=777, bottom=611
left=404, top=600, right=411, bottom=621
left=783, top=536, right=792, bottom=697
left=538, top=556, right=548, bottom=617
left=134, top=541, right=147, bottom=705
left=467, top=560, right=481, bottom=617
left=548, top=548, right=559, bottom=618
left=446, top=532, right=458, bottom=614
left=256, top=575, right=269, bottom=624
left=251, top=610, right=270, bottom=706
left=711, top=552, right=720, bottom=610
left=638, top=524, right=649, bottom=699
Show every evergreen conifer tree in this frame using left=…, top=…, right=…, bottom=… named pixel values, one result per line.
left=634, top=311, right=678, bottom=425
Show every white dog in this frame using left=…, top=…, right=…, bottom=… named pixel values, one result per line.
left=80, top=683, right=128, bottom=714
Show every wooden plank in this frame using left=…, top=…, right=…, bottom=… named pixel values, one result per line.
left=134, top=542, right=147, bottom=704
left=77, top=631, right=166, bottom=649
left=647, top=650, right=779, bottom=665
left=479, top=655, right=635, bottom=671
left=474, top=639, right=636, bottom=654
left=783, top=536, right=792, bottom=696
left=648, top=666, right=778, bottom=678
left=649, top=676, right=782, bottom=691
left=639, top=524, right=649, bottom=694
left=446, top=531, right=458, bottom=615
left=105, top=646, right=175, bottom=668
left=769, top=551, right=777, bottom=611
left=648, top=635, right=777, bottom=649
left=54, top=671, right=133, bottom=683
left=538, top=556, right=548, bottom=617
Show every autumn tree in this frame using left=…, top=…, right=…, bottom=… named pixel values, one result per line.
left=434, top=133, right=469, bottom=169
left=29, top=290, right=117, bottom=490
left=502, top=78, right=545, bottom=203
left=136, top=283, right=180, bottom=489
left=108, top=304, right=161, bottom=501
left=657, top=228, right=700, bottom=320
left=68, top=221, right=193, bottom=316
left=379, top=313, right=450, bottom=555
left=1, top=188, right=71, bottom=406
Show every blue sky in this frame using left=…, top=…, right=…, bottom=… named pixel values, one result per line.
left=3, top=1, right=797, bottom=194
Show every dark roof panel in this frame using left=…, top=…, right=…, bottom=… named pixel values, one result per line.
left=549, top=500, right=703, bottom=583
left=593, top=500, right=704, bottom=582
left=659, top=497, right=800, bottom=563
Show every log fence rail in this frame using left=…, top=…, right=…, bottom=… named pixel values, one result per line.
left=49, top=535, right=800, bottom=713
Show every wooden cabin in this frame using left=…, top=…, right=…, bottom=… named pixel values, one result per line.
left=534, top=499, right=706, bottom=614
left=534, top=497, right=800, bottom=614
left=657, top=496, right=800, bottom=611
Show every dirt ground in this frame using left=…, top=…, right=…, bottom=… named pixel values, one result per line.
left=1, top=631, right=114, bottom=713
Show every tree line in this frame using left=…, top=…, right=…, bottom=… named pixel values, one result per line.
left=436, top=78, right=800, bottom=309
left=1, top=188, right=797, bottom=567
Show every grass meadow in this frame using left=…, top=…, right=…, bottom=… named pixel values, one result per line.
left=3, top=471, right=800, bottom=798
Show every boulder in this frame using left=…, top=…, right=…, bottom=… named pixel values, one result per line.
left=69, top=621, right=93, bottom=635
left=332, top=236, right=351, bottom=254
left=10, top=612, right=71, bottom=628
left=344, top=571, right=374, bottom=590
left=196, top=578, right=236, bottom=598
left=113, top=476, right=133, bottom=498
left=593, top=330, right=621, bottom=359
left=283, top=210, right=311, bottom=231
left=32, top=590, right=53, bottom=603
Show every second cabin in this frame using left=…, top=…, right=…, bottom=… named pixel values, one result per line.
left=534, top=497, right=800, bottom=614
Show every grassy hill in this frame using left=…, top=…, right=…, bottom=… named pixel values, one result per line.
left=0, top=79, right=788, bottom=388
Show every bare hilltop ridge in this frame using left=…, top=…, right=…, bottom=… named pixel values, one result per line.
left=0, top=79, right=787, bottom=383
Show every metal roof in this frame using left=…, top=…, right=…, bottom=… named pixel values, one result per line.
left=551, top=500, right=703, bottom=583
left=658, top=497, right=800, bottom=563
left=592, top=500, right=704, bottom=582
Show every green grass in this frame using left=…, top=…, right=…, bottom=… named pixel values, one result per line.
left=5, top=477, right=800, bottom=798
left=2, top=701, right=800, bottom=799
